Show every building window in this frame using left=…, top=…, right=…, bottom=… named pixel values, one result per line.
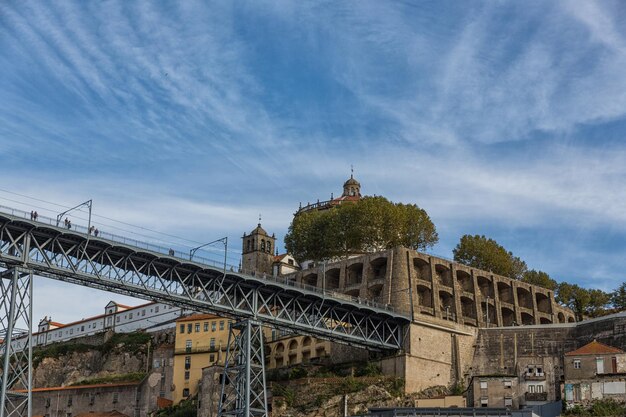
left=129, top=313, right=133, bottom=319
left=220, top=321, right=225, bottom=331
left=183, top=388, right=190, bottom=398
left=180, top=324, right=185, bottom=334
left=204, top=322, right=209, bottom=332
left=211, top=322, right=216, bottom=332
left=187, top=324, right=192, bottom=334
left=479, top=381, right=488, bottom=390
left=45, top=398, right=51, bottom=408
left=210, top=354, right=215, bottom=362
left=184, top=371, right=190, bottom=380
left=80, top=326, right=84, bottom=332
left=142, top=310, right=146, bottom=316
left=504, top=397, right=512, bottom=407
left=504, top=380, right=512, bottom=388
left=67, top=396, right=72, bottom=406
left=113, top=393, right=118, bottom=403
left=116, top=316, right=120, bottom=323
left=288, top=259, right=294, bottom=266
left=155, top=306, right=159, bottom=313
left=186, top=340, right=192, bottom=353
left=480, top=398, right=488, bottom=407
left=185, top=356, right=191, bottom=369
left=574, top=359, right=581, bottom=369
left=210, top=338, right=216, bottom=349
left=195, top=323, right=200, bottom=333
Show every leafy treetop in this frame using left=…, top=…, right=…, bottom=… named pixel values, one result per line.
left=284, top=196, right=438, bottom=262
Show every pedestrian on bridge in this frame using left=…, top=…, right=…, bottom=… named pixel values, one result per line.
left=94, top=228, right=99, bottom=237
left=33, top=211, right=38, bottom=221
left=89, top=226, right=95, bottom=235
left=30, top=211, right=34, bottom=220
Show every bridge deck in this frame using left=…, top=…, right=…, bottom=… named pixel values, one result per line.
left=0, top=206, right=409, bottom=350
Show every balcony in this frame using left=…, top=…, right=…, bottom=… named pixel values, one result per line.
left=525, top=392, right=547, bottom=402
left=524, top=372, right=546, bottom=381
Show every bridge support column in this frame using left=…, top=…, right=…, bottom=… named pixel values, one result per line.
left=218, top=319, right=268, bottom=417
left=0, top=268, right=33, bottom=417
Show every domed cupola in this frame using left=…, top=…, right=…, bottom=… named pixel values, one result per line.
left=342, top=173, right=361, bottom=198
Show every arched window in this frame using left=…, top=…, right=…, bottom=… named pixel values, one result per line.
left=247, top=240, right=251, bottom=252
left=267, top=242, right=272, bottom=253
left=261, top=240, right=265, bottom=251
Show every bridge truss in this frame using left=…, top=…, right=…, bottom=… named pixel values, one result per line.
left=0, top=209, right=409, bottom=417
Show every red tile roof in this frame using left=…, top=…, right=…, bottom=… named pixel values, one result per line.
left=565, top=340, right=624, bottom=356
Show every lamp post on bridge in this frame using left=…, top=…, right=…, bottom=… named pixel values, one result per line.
left=56, top=199, right=92, bottom=234
left=189, top=237, right=228, bottom=277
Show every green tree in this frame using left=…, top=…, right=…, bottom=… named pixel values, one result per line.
left=611, top=282, right=626, bottom=310
left=452, top=235, right=527, bottom=279
left=284, top=196, right=438, bottom=262
left=521, top=269, right=557, bottom=290
left=556, top=282, right=610, bottom=321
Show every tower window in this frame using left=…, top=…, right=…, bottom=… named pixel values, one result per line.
left=267, top=242, right=271, bottom=253
left=261, top=240, right=265, bottom=251
left=247, top=240, right=251, bottom=252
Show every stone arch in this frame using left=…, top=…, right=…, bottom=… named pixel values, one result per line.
left=345, top=288, right=360, bottom=298
left=461, top=296, right=476, bottom=320
left=416, top=284, right=433, bottom=309
left=288, top=339, right=298, bottom=351
left=557, top=312, right=565, bottom=323
left=568, top=316, right=576, bottom=323
left=346, top=263, right=363, bottom=286
left=275, top=342, right=285, bottom=354
left=261, top=239, right=265, bottom=251
left=267, top=242, right=272, bottom=253
left=303, top=273, right=318, bottom=287
left=501, top=306, right=515, bottom=326
left=521, top=312, right=535, bottom=325
left=370, top=257, right=387, bottom=281
left=481, top=300, right=496, bottom=325
left=498, top=281, right=513, bottom=304
left=439, top=289, right=455, bottom=319
left=368, top=283, right=383, bottom=303
left=457, top=270, right=473, bottom=292
left=477, top=276, right=494, bottom=298
left=517, top=287, right=533, bottom=309
left=435, top=264, right=453, bottom=288
left=325, top=268, right=340, bottom=290
left=302, top=336, right=312, bottom=347
left=536, top=292, right=551, bottom=314
left=540, top=317, right=552, bottom=324
left=413, top=258, right=431, bottom=282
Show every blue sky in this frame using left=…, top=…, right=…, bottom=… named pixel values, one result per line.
left=2, top=1, right=626, bottom=324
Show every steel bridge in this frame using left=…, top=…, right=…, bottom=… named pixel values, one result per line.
left=0, top=206, right=410, bottom=417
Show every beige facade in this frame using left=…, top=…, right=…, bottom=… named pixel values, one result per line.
left=266, top=334, right=368, bottom=369
left=285, top=247, right=575, bottom=327
left=172, top=314, right=233, bottom=404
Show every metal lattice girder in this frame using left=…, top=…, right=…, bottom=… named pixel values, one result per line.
left=0, top=212, right=409, bottom=351
left=218, top=320, right=268, bottom=417
left=0, top=268, right=33, bottom=417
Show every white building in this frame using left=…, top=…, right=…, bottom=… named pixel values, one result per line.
left=10, top=300, right=185, bottom=351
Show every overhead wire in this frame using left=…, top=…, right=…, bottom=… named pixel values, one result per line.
left=0, top=188, right=244, bottom=263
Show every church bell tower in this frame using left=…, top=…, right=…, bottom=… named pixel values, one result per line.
left=241, top=220, right=276, bottom=276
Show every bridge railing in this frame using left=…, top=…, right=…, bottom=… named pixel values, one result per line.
left=0, top=205, right=402, bottom=315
